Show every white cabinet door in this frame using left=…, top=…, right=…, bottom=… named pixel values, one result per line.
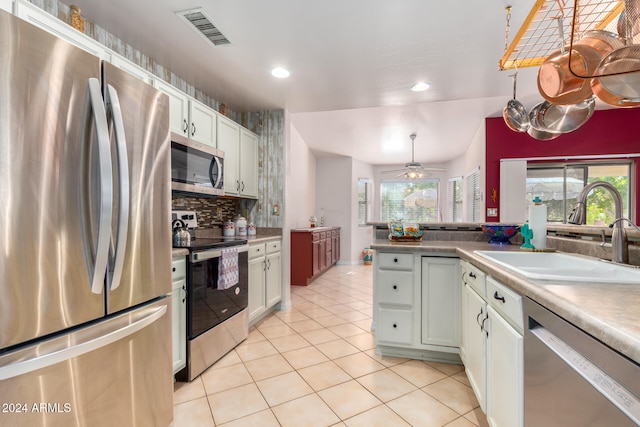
left=217, top=115, right=240, bottom=195
left=171, top=278, right=186, bottom=374
left=265, top=250, right=282, bottom=307
left=239, top=128, right=259, bottom=198
left=421, top=257, right=460, bottom=348
left=465, top=284, right=487, bottom=412
left=171, top=257, right=187, bottom=374
left=15, top=0, right=109, bottom=60
left=154, top=80, right=189, bottom=138
left=248, top=255, right=266, bottom=321
left=486, top=305, right=523, bottom=427
left=459, top=262, right=468, bottom=364
left=189, top=99, right=216, bottom=147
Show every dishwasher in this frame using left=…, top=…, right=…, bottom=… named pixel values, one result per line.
left=524, top=298, right=640, bottom=426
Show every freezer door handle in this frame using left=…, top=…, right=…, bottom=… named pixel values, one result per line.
left=0, top=304, right=167, bottom=380
left=105, top=84, right=130, bottom=291
left=82, top=78, right=114, bottom=294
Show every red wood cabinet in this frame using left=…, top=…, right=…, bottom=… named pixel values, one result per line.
left=291, top=227, right=340, bottom=286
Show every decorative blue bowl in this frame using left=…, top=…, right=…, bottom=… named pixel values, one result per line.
left=481, top=224, right=519, bottom=245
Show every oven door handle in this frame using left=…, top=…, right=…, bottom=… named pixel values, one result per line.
left=191, top=244, right=249, bottom=263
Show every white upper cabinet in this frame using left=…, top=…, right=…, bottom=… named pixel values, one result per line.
left=14, top=0, right=110, bottom=61
left=154, top=80, right=190, bottom=139
left=188, top=99, right=217, bottom=147
left=217, top=114, right=241, bottom=195
left=239, top=128, right=259, bottom=198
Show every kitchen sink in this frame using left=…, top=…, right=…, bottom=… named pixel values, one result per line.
left=474, top=251, right=640, bottom=284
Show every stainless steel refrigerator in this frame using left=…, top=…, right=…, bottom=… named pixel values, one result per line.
left=0, top=9, right=173, bottom=427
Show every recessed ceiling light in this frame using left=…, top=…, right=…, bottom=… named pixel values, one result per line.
left=271, top=67, right=290, bottom=78
left=411, top=82, right=430, bottom=92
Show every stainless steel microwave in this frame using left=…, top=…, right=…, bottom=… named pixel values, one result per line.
left=171, top=139, right=224, bottom=197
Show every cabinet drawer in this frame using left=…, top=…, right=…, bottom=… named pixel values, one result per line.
left=377, top=270, right=413, bottom=306
left=312, top=232, right=320, bottom=241
left=172, top=257, right=186, bottom=281
left=248, top=243, right=266, bottom=260
left=377, top=252, right=413, bottom=270
left=377, top=308, right=413, bottom=345
left=487, top=277, right=523, bottom=332
left=461, top=260, right=486, bottom=297
left=266, top=240, right=281, bottom=254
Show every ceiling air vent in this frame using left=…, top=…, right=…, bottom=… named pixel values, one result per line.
left=176, top=8, right=230, bottom=47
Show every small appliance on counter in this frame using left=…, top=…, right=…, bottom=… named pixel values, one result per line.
left=172, top=210, right=198, bottom=241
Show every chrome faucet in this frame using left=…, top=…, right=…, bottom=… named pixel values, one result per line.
left=567, top=181, right=628, bottom=263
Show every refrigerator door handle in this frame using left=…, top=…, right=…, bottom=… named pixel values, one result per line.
left=82, top=78, right=114, bottom=295
left=105, top=84, right=130, bottom=291
left=0, top=304, right=167, bottom=380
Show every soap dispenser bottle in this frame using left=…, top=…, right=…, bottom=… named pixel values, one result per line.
left=529, top=196, right=547, bottom=249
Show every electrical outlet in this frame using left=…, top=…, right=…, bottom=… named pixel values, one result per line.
left=272, top=203, right=280, bottom=216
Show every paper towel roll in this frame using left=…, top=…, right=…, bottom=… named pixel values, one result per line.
left=529, top=198, right=547, bottom=249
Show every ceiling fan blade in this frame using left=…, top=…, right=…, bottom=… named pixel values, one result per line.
left=422, top=167, right=446, bottom=172
left=380, top=169, right=406, bottom=174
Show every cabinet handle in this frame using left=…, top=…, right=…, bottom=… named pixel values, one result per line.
left=191, top=122, right=196, bottom=136
left=482, top=313, right=489, bottom=337
left=236, top=180, right=240, bottom=192
left=182, top=285, right=186, bottom=303
left=241, top=181, right=245, bottom=192
left=469, top=272, right=476, bottom=279
left=263, top=260, right=267, bottom=271
left=493, top=291, right=506, bottom=303
left=392, top=284, right=398, bottom=290
left=182, top=119, right=188, bottom=133
left=476, top=308, right=484, bottom=329
left=461, top=272, right=467, bottom=285
left=267, top=259, right=271, bottom=270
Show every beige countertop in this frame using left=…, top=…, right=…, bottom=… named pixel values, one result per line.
left=291, top=226, right=340, bottom=232
left=371, top=239, right=640, bottom=365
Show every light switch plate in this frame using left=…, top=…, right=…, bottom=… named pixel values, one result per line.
left=272, top=204, right=280, bottom=216
left=487, top=208, right=498, bottom=217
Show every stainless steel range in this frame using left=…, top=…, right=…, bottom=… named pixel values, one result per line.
left=173, top=213, right=249, bottom=381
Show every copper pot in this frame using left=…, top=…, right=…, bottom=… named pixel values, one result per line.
left=571, top=30, right=625, bottom=77
left=537, top=47, right=592, bottom=105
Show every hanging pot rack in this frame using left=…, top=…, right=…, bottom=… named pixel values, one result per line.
left=499, top=0, right=625, bottom=71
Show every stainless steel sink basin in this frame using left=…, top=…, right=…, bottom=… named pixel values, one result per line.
left=474, top=251, right=640, bottom=284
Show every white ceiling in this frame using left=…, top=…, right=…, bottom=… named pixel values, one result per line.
left=71, top=0, right=545, bottom=166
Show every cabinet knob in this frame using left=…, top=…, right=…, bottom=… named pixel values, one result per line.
left=493, top=291, right=506, bottom=303
left=172, top=267, right=176, bottom=272
left=393, top=258, right=398, bottom=263
left=469, top=272, right=476, bottom=279
left=392, top=284, right=398, bottom=290
left=392, top=323, right=397, bottom=328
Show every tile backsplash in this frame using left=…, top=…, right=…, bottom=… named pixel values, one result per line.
left=172, top=196, right=237, bottom=229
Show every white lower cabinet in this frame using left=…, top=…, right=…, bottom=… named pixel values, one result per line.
left=248, top=240, right=282, bottom=324
left=171, top=256, right=187, bottom=375
left=462, top=269, right=523, bottom=427
left=486, top=305, right=523, bottom=427
left=421, top=257, right=460, bottom=348
left=374, top=253, right=460, bottom=362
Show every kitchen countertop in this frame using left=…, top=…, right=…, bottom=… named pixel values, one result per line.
left=291, top=226, right=340, bottom=232
left=371, top=239, right=640, bottom=365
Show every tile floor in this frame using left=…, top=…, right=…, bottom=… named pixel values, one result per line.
left=170, top=264, right=489, bottom=427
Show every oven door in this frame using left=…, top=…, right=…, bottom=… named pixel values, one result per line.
left=171, top=139, right=224, bottom=197
left=187, top=245, right=248, bottom=339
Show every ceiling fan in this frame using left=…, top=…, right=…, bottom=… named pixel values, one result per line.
left=381, top=133, right=445, bottom=179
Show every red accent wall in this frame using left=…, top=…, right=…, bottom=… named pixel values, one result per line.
left=486, top=108, right=640, bottom=223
